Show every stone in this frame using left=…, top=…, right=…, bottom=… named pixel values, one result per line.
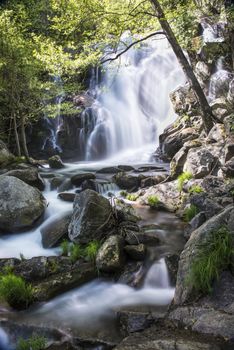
left=227, top=78, right=234, bottom=105
left=170, top=84, right=198, bottom=115
left=68, top=190, right=115, bottom=243
left=80, top=179, right=97, bottom=192
left=0, top=140, right=15, bottom=168
left=118, top=262, right=143, bottom=287
left=96, top=166, right=122, bottom=174
left=70, top=173, right=96, bottom=186
left=140, top=174, right=167, bottom=188
left=222, top=156, right=234, bottom=177
left=57, top=192, right=75, bottom=202
left=48, top=155, right=65, bottom=169
left=210, top=98, right=230, bottom=121
left=165, top=253, right=180, bottom=285
left=0, top=176, right=46, bottom=232
left=4, top=168, right=45, bottom=191
left=190, top=194, right=224, bottom=219
left=124, top=244, right=146, bottom=261
left=113, top=172, right=142, bottom=191
left=195, top=61, right=211, bottom=87
left=118, top=310, right=154, bottom=334
left=183, top=147, right=215, bottom=178
left=207, top=124, right=226, bottom=143
left=50, top=176, right=64, bottom=190
left=96, top=235, right=125, bottom=272
left=118, top=165, right=135, bottom=171
left=174, top=206, right=234, bottom=305
left=124, top=230, right=160, bottom=246
left=184, top=212, right=207, bottom=240
left=40, top=211, right=71, bottom=248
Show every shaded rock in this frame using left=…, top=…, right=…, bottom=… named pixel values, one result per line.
left=68, top=190, right=115, bottom=244
left=227, top=78, right=234, bottom=105
left=0, top=176, right=46, bottom=232
left=210, top=98, right=230, bottom=121
left=96, top=166, right=122, bottom=174
left=71, top=173, right=96, bottom=186
left=58, top=178, right=72, bottom=192
left=174, top=206, right=234, bottom=305
left=0, top=140, right=15, bottom=168
left=124, top=230, right=160, bottom=246
left=118, top=262, right=143, bottom=287
left=48, top=155, right=65, bottom=169
left=165, top=253, right=180, bottom=285
left=4, top=168, right=45, bottom=191
left=80, top=179, right=97, bottom=192
left=140, top=174, right=167, bottom=188
left=190, top=193, right=224, bottom=219
left=118, top=165, right=135, bottom=171
left=118, top=310, right=154, bottom=334
left=57, top=192, right=75, bottom=202
left=40, top=211, right=71, bottom=248
left=207, top=124, right=226, bottom=143
left=113, top=172, right=142, bottom=191
left=224, top=139, right=234, bottom=161
left=50, top=176, right=64, bottom=190
left=124, top=244, right=146, bottom=261
left=222, top=156, right=234, bottom=177
left=116, top=201, right=140, bottom=223
left=96, top=235, right=125, bottom=272
left=184, top=212, right=207, bottom=240
left=183, top=148, right=215, bottom=178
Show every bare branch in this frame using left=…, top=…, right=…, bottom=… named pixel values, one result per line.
left=100, top=31, right=165, bottom=64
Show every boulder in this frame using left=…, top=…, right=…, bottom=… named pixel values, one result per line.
left=140, top=174, right=167, bottom=188
left=184, top=212, right=207, bottom=240
left=0, top=176, right=46, bottom=232
left=4, top=168, right=45, bottom=191
left=0, top=140, right=15, bottom=168
left=222, top=156, right=234, bottom=177
left=124, top=244, right=146, bottom=261
left=80, top=179, right=97, bottom=192
left=183, top=148, right=215, bottom=178
left=170, top=85, right=198, bottom=114
left=48, top=155, right=65, bottom=169
left=174, top=206, right=234, bottom=305
left=96, top=166, right=122, bottom=174
left=70, top=173, right=96, bottom=186
left=68, top=190, right=115, bottom=243
left=40, top=211, right=71, bottom=248
left=113, top=172, right=142, bottom=191
left=165, top=253, right=180, bottom=285
left=210, top=98, right=230, bottom=121
left=118, top=310, right=154, bottom=335
left=96, top=235, right=125, bottom=272
left=207, top=124, right=226, bottom=143
left=57, top=192, right=75, bottom=202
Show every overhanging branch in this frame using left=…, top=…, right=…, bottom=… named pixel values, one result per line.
left=100, top=31, right=165, bottom=64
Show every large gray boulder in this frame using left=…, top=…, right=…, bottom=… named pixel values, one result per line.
left=174, top=206, right=234, bottom=305
left=68, top=189, right=115, bottom=243
left=183, top=147, right=215, bottom=178
left=4, top=168, right=45, bottom=191
left=96, top=235, right=125, bottom=272
left=0, top=176, right=46, bottom=232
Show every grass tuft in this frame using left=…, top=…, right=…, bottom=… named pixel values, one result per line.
left=177, top=171, right=193, bottom=192
left=147, top=195, right=160, bottom=208
left=189, top=185, right=204, bottom=194
left=186, top=226, right=234, bottom=294
left=183, top=205, right=199, bottom=222
left=16, top=334, right=46, bottom=350
left=126, top=193, right=139, bottom=201
left=69, top=243, right=83, bottom=263
left=84, top=241, right=100, bottom=262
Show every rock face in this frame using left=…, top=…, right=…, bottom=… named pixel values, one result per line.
left=183, top=148, right=215, bottom=178
left=68, top=189, right=115, bottom=243
left=0, top=176, right=46, bottom=232
left=96, top=235, right=125, bottom=272
left=40, top=211, right=71, bottom=248
left=4, top=168, right=45, bottom=191
left=174, top=206, right=234, bottom=305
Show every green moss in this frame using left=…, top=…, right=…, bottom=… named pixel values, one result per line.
left=147, top=195, right=160, bottom=208
left=120, top=190, right=127, bottom=197
left=16, top=334, right=46, bottom=350
left=177, top=171, right=193, bottom=192
left=126, top=193, right=139, bottom=201
left=183, top=204, right=199, bottom=222
left=0, top=273, right=34, bottom=309
left=189, top=185, right=204, bottom=194
left=186, top=226, right=234, bottom=294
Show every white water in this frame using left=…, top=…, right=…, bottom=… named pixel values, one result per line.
left=78, top=34, right=185, bottom=161
left=0, top=328, right=10, bottom=350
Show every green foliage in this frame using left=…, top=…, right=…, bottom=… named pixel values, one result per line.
left=120, top=190, right=127, bottom=198
left=60, top=240, right=69, bottom=256
left=183, top=204, right=199, bottom=222
left=126, top=193, right=139, bottom=201
left=69, top=243, right=83, bottom=263
left=187, top=226, right=234, bottom=294
left=0, top=273, right=34, bottom=309
left=189, top=185, right=204, bottom=194
left=177, top=172, right=193, bottom=192
left=16, top=334, right=46, bottom=350
left=147, top=195, right=160, bottom=208
left=84, top=241, right=100, bottom=262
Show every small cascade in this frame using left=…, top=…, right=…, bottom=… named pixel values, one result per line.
left=0, top=328, right=11, bottom=350
left=144, top=258, right=170, bottom=289
left=201, top=18, right=226, bottom=43
left=78, top=34, right=185, bottom=161
left=208, top=57, right=233, bottom=101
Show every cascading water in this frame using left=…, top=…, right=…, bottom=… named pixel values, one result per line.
left=208, top=57, right=233, bottom=101
left=79, top=34, right=185, bottom=162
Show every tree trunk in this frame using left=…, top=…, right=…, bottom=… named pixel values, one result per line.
left=150, top=0, right=214, bottom=133
left=20, top=114, right=30, bottom=162
left=13, top=112, right=21, bottom=157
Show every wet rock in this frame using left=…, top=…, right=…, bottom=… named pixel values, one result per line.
left=124, top=229, right=160, bottom=246
left=50, top=176, right=64, bottom=190
left=118, top=311, right=154, bottom=334
left=183, top=147, right=215, bottom=178
left=70, top=173, right=96, bottom=186
left=222, top=156, right=234, bottom=177
left=96, top=166, right=122, bottom=174
left=113, top=172, right=142, bottom=191
left=4, top=168, right=45, bottom=191
left=184, top=212, right=207, bottom=240
left=165, top=253, right=180, bottom=285
left=227, top=78, right=234, bottom=105
left=190, top=193, right=224, bottom=219
left=0, top=140, right=15, bottom=168
left=80, top=179, right=97, bottom=192
left=116, top=201, right=140, bottom=223
left=48, top=155, right=65, bottom=169
left=58, top=178, right=72, bottom=192
left=96, top=235, right=125, bottom=272
left=0, top=176, right=46, bottom=232
left=118, top=165, right=135, bottom=171
left=118, top=262, right=143, bottom=287
left=40, top=211, right=71, bottom=248
left=141, top=174, right=167, bottom=188
left=174, top=206, right=234, bottom=305
left=124, top=244, right=146, bottom=261
left=224, top=138, right=234, bottom=161
left=69, top=190, right=115, bottom=244
left=57, top=192, right=75, bottom=202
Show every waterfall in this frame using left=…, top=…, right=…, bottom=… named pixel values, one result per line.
left=80, top=34, right=185, bottom=162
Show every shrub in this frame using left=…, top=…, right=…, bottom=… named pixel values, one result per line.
left=126, top=193, right=139, bottom=201
left=69, top=243, right=83, bottom=263
left=189, top=185, right=203, bottom=194
left=0, top=274, right=34, bottom=309
left=177, top=171, right=193, bottom=192
left=60, top=240, right=70, bottom=256
left=187, top=226, right=234, bottom=294
left=84, top=241, right=100, bottom=262
left=147, top=195, right=160, bottom=208
left=17, top=334, right=46, bottom=350
left=183, top=205, right=199, bottom=222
